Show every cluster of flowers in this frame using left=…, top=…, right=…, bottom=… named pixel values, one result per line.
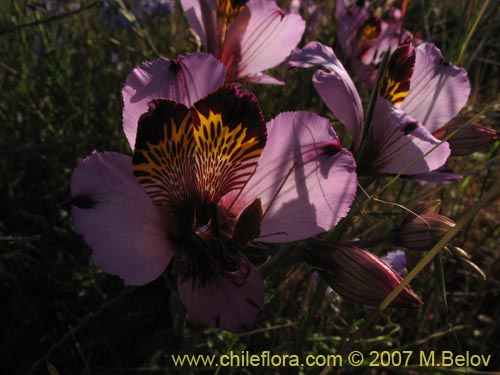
left=71, top=0, right=498, bottom=332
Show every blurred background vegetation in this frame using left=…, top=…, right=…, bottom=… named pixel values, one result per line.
left=1, top=0, right=499, bottom=374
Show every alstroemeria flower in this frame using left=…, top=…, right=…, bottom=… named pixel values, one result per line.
left=291, top=41, right=470, bottom=180
left=71, top=53, right=357, bottom=332
left=180, top=0, right=305, bottom=84
left=336, top=0, right=414, bottom=86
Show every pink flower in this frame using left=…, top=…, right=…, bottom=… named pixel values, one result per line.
left=336, top=0, right=414, bottom=86
left=180, top=0, right=305, bottom=84
left=71, top=53, right=357, bottom=332
left=291, top=41, right=470, bottom=180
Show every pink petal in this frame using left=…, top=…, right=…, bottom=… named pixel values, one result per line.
left=401, top=43, right=470, bottom=133
left=177, top=256, right=264, bottom=332
left=359, top=21, right=401, bottom=67
left=245, top=72, right=285, bottom=85
left=369, top=98, right=451, bottom=175
left=335, top=0, right=369, bottom=59
left=180, top=0, right=218, bottom=52
left=132, top=100, right=195, bottom=210
left=290, top=41, right=364, bottom=150
left=222, top=0, right=305, bottom=81
left=225, top=111, right=357, bottom=243
left=190, top=84, right=267, bottom=200
left=122, top=54, right=226, bottom=150
left=381, top=250, right=406, bottom=276
left=409, top=166, right=463, bottom=185
left=71, top=151, right=172, bottom=286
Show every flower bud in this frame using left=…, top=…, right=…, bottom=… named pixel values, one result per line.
left=402, top=201, right=442, bottom=224
left=433, top=118, right=499, bottom=157
left=393, top=213, right=455, bottom=251
left=303, top=243, right=423, bottom=307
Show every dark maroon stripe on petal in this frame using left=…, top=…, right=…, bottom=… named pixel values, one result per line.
left=133, top=99, right=195, bottom=210
left=190, top=84, right=267, bottom=200
left=380, top=43, right=415, bottom=105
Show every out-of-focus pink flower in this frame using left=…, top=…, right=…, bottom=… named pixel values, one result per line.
left=291, top=41, right=470, bottom=181
left=180, top=0, right=305, bottom=84
left=303, top=243, right=422, bottom=307
left=336, top=0, right=415, bottom=86
left=290, top=0, right=323, bottom=36
left=336, top=2, right=494, bottom=175
left=71, top=53, right=357, bottom=332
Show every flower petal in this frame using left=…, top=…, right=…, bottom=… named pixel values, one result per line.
left=190, top=84, right=267, bottom=200
left=226, top=111, right=357, bottom=243
left=335, top=0, right=369, bottom=59
left=221, top=0, right=305, bottom=81
left=71, top=151, right=172, bottom=286
left=365, top=98, right=450, bottom=175
left=359, top=19, right=401, bottom=67
left=122, top=54, right=226, bottom=150
left=380, top=43, right=415, bottom=106
left=177, top=255, right=264, bottom=332
left=133, top=85, right=267, bottom=208
left=133, top=100, right=195, bottom=211
left=409, top=166, right=463, bottom=185
left=245, top=72, right=285, bottom=85
left=381, top=250, right=406, bottom=276
left=290, top=41, right=364, bottom=150
left=180, top=0, right=218, bottom=52
left=401, top=43, right=470, bottom=133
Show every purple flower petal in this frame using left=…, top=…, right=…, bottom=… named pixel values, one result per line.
left=177, top=254, right=264, bottom=332
left=71, top=151, right=173, bottom=285
left=368, top=98, right=451, bottom=175
left=122, top=54, right=226, bottom=150
left=190, top=84, right=267, bottom=199
left=335, top=0, right=369, bottom=59
left=225, top=111, right=357, bottom=243
left=222, top=0, right=305, bottom=82
left=180, top=0, right=217, bottom=52
left=245, top=72, right=285, bottom=85
left=401, top=43, right=470, bottom=133
left=133, top=85, right=267, bottom=207
left=359, top=20, right=401, bottom=67
left=290, top=41, right=364, bottom=150
left=381, top=250, right=406, bottom=276
left=380, top=43, right=415, bottom=106
left=409, top=165, right=463, bottom=185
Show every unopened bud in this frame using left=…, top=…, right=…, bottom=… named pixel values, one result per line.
left=433, top=119, right=499, bottom=157
left=303, top=243, right=423, bottom=307
left=402, top=201, right=442, bottom=224
left=393, top=213, right=455, bottom=251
